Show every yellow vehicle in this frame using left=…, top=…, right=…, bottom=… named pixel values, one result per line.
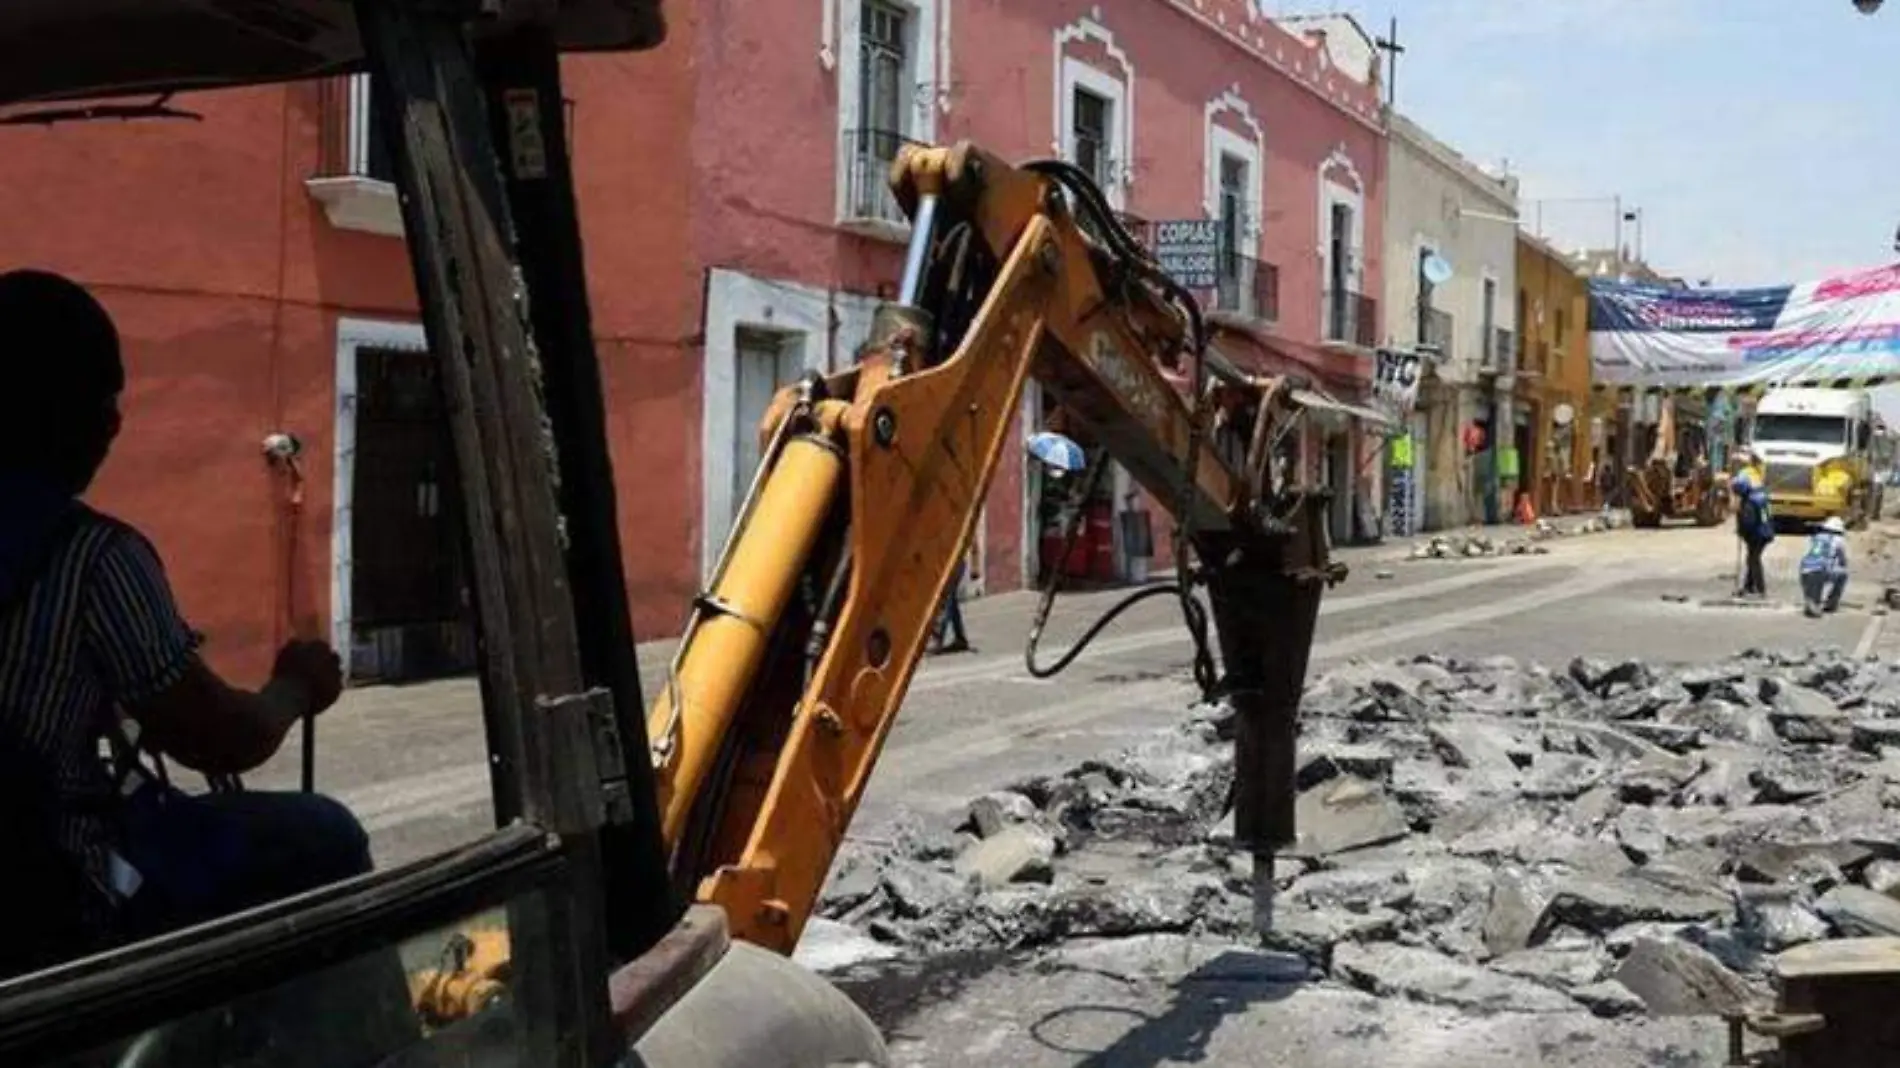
left=0, top=2, right=1342, bottom=1066
left=1627, top=395, right=1728, bottom=529
left=1749, top=387, right=1881, bottom=529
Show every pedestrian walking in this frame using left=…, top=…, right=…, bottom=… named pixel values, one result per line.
left=1731, top=450, right=1774, bottom=599
left=1799, top=516, right=1850, bottom=617
left=929, top=559, right=972, bottom=655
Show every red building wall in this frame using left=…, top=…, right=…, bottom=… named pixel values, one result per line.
left=0, top=84, right=416, bottom=684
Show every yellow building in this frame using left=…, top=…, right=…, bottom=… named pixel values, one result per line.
left=1515, top=232, right=1595, bottom=514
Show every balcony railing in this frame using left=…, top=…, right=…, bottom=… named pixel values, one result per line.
left=1113, top=211, right=1153, bottom=247
left=1523, top=339, right=1550, bottom=378
left=1417, top=306, right=1453, bottom=358
left=842, top=127, right=924, bottom=228
left=315, top=75, right=574, bottom=181
left=1211, top=253, right=1280, bottom=323
left=1491, top=328, right=1516, bottom=374
left=1324, top=290, right=1377, bottom=347
left=316, top=75, right=393, bottom=181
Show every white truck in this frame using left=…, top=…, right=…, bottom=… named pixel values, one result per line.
left=1746, top=387, right=1882, bottom=528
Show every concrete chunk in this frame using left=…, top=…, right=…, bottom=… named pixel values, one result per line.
left=1427, top=719, right=1524, bottom=776
left=1615, top=751, right=1704, bottom=803
left=1736, top=841, right=1871, bottom=886
left=1482, top=867, right=1552, bottom=958
left=1288, top=775, right=1411, bottom=858
left=1612, top=936, right=1756, bottom=1016
left=1490, top=940, right=1614, bottom=990
left=1614, top=807, right=1667, bottom=864
left=1263, top=906, right=1401, bottom=963
left=793, top=918, right=901, bottom=973
left=880, top=861, right=969, bottom=919
left=1518, top=754, right=1604, bottom=800
left=1862, top=858, right=1900, bottom=895
left=964, top=790, right=1038, bottom=839
left=954, top=823, right=1057, bottom=888
left=1297, top=744, right=1396, bottom=789
left=1816, top=886, right=1900, bottom=937
left=1771, top=684, right=1851, bottom=744
left=1332, top=942, right=1576, bottom=1013
left=1750, top=760, right=1831, bottom=803
left=1852, top=720, right=1900, bottom=753
left=1571, top=979, right=1650, bottom=1018
left=1284, top=866, right=1414, bottom=913
left=1735, top=887, right=1831, bottom=952
left=1538, top=870, right=1731, bottom=937
left=1621, top=721, right=1703, bottom=753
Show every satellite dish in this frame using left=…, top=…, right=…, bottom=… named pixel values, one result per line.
left=1421, top=253, right=1454, bottom=286
left=1553, top=403, right=1576, bottom=426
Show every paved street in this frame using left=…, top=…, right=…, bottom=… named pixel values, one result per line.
left=236, top=519, right=1895, bottom=1066
left=249, top=520, right=1882, bottom=867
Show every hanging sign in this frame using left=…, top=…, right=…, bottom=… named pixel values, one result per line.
left=1372, top=347, right=1424, bottom=414
left=1152, top=219, right=1221, bottom=289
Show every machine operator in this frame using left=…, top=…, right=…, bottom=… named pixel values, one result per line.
left=0, top=269, right=370, bottom=973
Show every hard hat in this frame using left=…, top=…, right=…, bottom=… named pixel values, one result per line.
left=1823, top=516, right=1846, bottom=534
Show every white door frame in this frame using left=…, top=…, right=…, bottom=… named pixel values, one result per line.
left=331, top=316, right=430, bottom=681
left=701, top=269, right=833, bottom=580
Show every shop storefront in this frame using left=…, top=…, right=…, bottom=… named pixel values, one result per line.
left=1206, top=320, right=1388, bottom=544
left=1027, top=389, right=1159, bottom=588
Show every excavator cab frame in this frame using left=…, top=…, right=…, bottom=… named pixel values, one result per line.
left=0, top=4, right=751, bottom=1066
left=0, top=2, right=1338, bottom=1066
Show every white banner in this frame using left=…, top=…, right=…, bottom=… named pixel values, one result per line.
left=1590, top=262, right=1900, bottom=390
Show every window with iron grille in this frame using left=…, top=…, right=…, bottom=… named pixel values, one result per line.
left=1073, top=88, right=1111, bottom=190
left=859, top=0, right=909, bottom=163
left=1481, top=276, right=1498, bottom=364
left=1218, top=155, right=1248, bottom=256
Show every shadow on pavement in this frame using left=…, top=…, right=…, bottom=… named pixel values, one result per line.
left=1028, top=949, right=1307, bottom=1067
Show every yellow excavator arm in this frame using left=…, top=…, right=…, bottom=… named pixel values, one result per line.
left=646, top=141, right=1340, bottom=952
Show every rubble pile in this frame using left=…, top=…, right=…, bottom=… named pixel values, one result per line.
left=813, top=646, right=1900, bottom=1023
left=1408, top=511, right=1629, bottom=561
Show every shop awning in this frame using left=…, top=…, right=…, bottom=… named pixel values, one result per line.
left=1206, top=320, right=1369, bottom=387
left=1289, top=386, right=1394, bottom=429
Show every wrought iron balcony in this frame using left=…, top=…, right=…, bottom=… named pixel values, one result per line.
left=1523, top=339, right=1551, bottom=378
left=315, top=74, right=394, bottom=182
left=1211, top=253, right=1280, bottom=323
left=1325, top=290, right=1378, bottom=348
left=1491, top=328, right=1517, bottom=374
left=1418, top=306, right=1454, bottom=359
left=842, top=127, right=924, bottom=228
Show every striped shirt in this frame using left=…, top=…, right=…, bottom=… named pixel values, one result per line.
left=0, top=507, right=200, bottom=912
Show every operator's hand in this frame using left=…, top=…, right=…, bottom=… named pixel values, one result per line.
left=271, top=639, right=344, bottom=717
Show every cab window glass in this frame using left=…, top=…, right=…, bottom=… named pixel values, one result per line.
left=34, top=899, right=539, bottom=1068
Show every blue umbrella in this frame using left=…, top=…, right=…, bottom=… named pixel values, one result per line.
left=1026, top=431, right=1087, bottom=474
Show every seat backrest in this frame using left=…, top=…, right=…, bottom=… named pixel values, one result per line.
left=0, top=732, right=105, bottom=979
left=0, top=507, right=110, bottom=979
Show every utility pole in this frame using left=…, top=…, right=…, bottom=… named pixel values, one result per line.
left=1374, top=17, right=1403, bottom=109
left=1613, top=195, right=1624, bottom=279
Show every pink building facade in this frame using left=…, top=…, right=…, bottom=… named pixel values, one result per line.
left=679, top=0, right=1389, bottom=602
left=0, top=0, right=1387, bottom=684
